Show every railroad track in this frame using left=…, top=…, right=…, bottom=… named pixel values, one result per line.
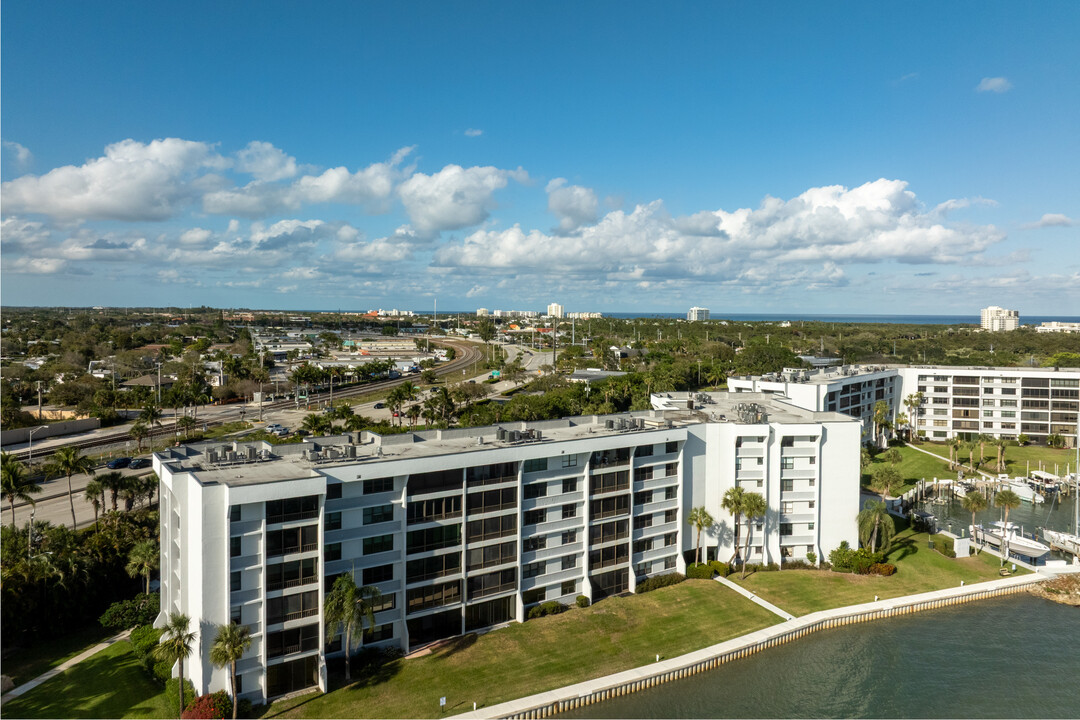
left=8, top=338, right=484, bottom=464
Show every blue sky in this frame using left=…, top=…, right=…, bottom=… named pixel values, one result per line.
left=2, top=1, right=1078, bottom=316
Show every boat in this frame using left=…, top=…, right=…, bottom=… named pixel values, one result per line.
left=1005, top=480, right=1045, bottom=504
left=970, top=521, right=1051, bottom=559
left=1039, top=440, right=1080, bottom=558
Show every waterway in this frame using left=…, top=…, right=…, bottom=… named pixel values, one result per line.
left=562, top=594, right=1080, bottom=719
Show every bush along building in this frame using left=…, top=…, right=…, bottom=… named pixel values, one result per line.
left=153, top=393, right=859, bottom=703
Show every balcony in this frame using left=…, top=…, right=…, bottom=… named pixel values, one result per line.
left=641, top=497, right=678, bottom=515
left=633, top=545, right=677, bottom=564
left=633, top=474, right=678, bottom=493
left=780, top=534, right=816, bottom=546
left=520, top=566, right=582, bottom=591
left=536, top=515, right=584, bottom=535
left=522, top=542, right=583, bottom=564
left=633, top=521, right=676, bottom=541
left=735, top=446, right=764, bottom=457
left=522, top=492, right=581, bottom=511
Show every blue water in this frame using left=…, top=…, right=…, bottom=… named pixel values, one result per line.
left=562, top=594, right=1080, bottom=719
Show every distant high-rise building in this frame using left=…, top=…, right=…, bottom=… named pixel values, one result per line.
left=547, top=302, right=564, bottom=318
left=687, top=306, right=710, bottom=321
left=980, top=306, right=1019, bottom=332
left=476, top=308, right=489, bottom=317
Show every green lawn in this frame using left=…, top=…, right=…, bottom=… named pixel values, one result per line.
left=913, top=441, right=1077, bottom=478
left=262, top=580, right=779, bottom=719
left=2, top=624, right=113, bottom=688
left=1, top=640, right=171, bottom=719
left=862, top=445, right=955, bottom=494
left=731, top=524, right=1023, bottom=617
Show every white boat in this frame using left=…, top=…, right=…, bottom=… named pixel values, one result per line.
left=1005, top=480, right=1045, bottom=504
left=971, top=522, right=1051, bottom=559
left=1042, top=528, right=1080, bottom=556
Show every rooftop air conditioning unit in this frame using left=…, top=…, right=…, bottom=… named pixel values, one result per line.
left=346, top=445, right=357, bottom=458
left=605, top=419, right=615, bottom=429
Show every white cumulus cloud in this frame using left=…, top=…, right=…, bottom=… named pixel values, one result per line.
left=546, top=178, right=599, bottom=233
left=235, top=141, right=299, bottom=182
left=976, top=77, right=1012, bottom=93
left=1023, top=213, right=1073, bottom=229
left=3, top=140, right=33, bottom=170
left=398, top=164, right=528, bottom=236
left=464, top=129, right=483, bottom=137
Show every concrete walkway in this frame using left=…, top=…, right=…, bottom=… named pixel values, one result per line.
left=714, top=575, right=795, bottom=620
left=0, top=629, right=132, bottom=704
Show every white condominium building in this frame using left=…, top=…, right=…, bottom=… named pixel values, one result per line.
left=728, top=364, right=1079, bottom=446
left=154, top=395, right=859, bottom=704
left=687, top=307, right=710, bottom=322
left=980, top=306, right=1020, bottom=332
left=547, top=303, right=565, bottom=319
left=1036, top=322, right=1080, bottom=334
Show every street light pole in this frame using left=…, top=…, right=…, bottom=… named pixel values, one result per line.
left=27, top=425, right=48, bottom=465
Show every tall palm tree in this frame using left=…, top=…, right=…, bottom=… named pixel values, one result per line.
left=994, top=488, right=1022, bottom=566
left=721, top=486, right=746, bottom=565
left=871, top=465, right=902, bottom=505
left=948, top=437, right=963, bottom=471
left=686, top=506, right=714, bottom=566
left=872, top=400, right=891, bottom=449
left=130, top=422, right=150, bottom=453
left=962, top=491, right=989, bottom=553
left=857, top=500, right=895, bottom=554
left=98, top=471, right=126, bottom=512
left=140, top=403, right=164, bottom=429
left=153, top=612, right=196, bottom=717
left=210, top=623, right=252, bottom=719
left=740, top=492, right=768, bottom=579
left=324, top=573, right=382, bottom=682
left=406, top=403, right=421, bottom=428
left=2, top=453, right=41, bottom=526
left=126, top=539, right=159, bottom=594
left=903, top=392, right=924, bottom=443
left=43, top=446, right=96, bottom=530
left=84, top=479, right=105, bottom=531
left=994, top=438, right=1009, bottom=473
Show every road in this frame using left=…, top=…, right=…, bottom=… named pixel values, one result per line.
left=10, top=466, right=157, bottom=531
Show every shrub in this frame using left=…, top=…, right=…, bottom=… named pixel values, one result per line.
left=828, top=542, right=884, bottom=574
left=576, top=595, right=590, bottom=608
left=153, top=659, right=174, bottom=684
left=781, top=559, right=815, bottom=570
left=686, top=563, right=714, bottom=579
left=181, top=690, right=232, bottom=719
left=709, top=560, right=729, bottom=577
left=527, top=601, right=568, bottom=619
left=129, top=624, right=164, bottom=681
left=635, top=573, right=685, bottom=594
left=806, top=551, right=817, bottom=565
left=165, top=678, right=197, bottom=713
left=236, top=698, right=253, bottom=719
left=99, top=592, right=160, bottom=631
left=930, top=533, right=956, bottom=558
left=869, top=563, right=897, bottom=576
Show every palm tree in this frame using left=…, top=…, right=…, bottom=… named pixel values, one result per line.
left=903, top=392, right=924, bottom=443
left=962, top=491, right=989, bottom=553
left=406, top=404, right=421, bottom=428
left=686, top=506, right=714, bottom=566
left=721, top=486, right=746, bottom=565
left=98, top=470, right=126, bottom=512
left=994, top=488, right=1022, bottom=566
left=84, top=479, right=105, bottom=530
left=177, top=415, right=197, bottom=439
left=2, top=453, right=41, bottom=526
left=140, top=403, right=164, bottom=429
left=871, top=465, right=902, bottom=505
left=948, top=437, right=963, bottom=471
left=872, top=400, right=891, bottom=449
left=153, top=612, right=196, bottom=717
left=126, top=539, right=159, bottom=594
left=977, top=434, right=994, bottom=466
left=323, top=573, right=382, bottom=682
left=705, top=366, right=725, bottom=389
left=994, top=438, right=1009, bottom=473
left=857, top=500, right=895, bottom=554
left=43, top=446, right=95, bottom=530
left=740, top=492, right=768, bottom=579
left=210, top=623, right=252, bottom=719
left=130, top=422, right=150, bottom=452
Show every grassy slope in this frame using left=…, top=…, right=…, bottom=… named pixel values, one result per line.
left=731, top=524, right=1022, bottom=617
left=914, top=441, right=1077, bottom=477
left=2, top=624, right=112, bottom=688
left=264, top=581, right=779, bottom=719
left=1, top=640, right=171, bottom=720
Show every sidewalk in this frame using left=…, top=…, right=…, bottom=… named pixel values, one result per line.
left=0, top=628, right=132, bottom=704
left=714, top=575, right=795, bottom=620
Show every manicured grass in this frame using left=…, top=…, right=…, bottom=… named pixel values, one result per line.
left=862, top=445, right=955, bottom=494
left=2, top=624, right=113, bottom=687
left=914, top=441, right=1077, bottom=478
left=1, top=640, right=171, bottom=719
left=262, top=580, right=779, bottom=719
left=731, top=524, right=1024, bottom=617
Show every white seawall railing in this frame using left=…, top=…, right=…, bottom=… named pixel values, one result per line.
left=450, top=574, right=1044, bottom=720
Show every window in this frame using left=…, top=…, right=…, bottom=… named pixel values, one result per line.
left=634, top=490, right=653, bottom=506
left=638, top=513, right=654, bottom=528
left=665, top=487, right=676, bottom=501
left=466, top=462, right=519, bottom=487
left=326, top=512, right=342, bottom=531
left=324, top=543, right=342, bottom=562
left=561, top=580, right=578, bottom=596
left=410, top=469, right=464, bottom=495
left=466, top=541, right=516, bottom=571
left=635, top=444, right=654, bottom=457
left=808, top=522, right=815, bottom=531
left=562, top=504, right=577, bottom=520
left=363, top=504, right=394, bottom=525
left=267, top=558, right=318, bottom=591
left=363, top=564, right=393, bottom=584
left=363, top=534, right=393, bottom=555
left=523, top=587, right=546, bottom=605
left=781, top=458, right=794, bottom=470
left=562, top=530, right=578, bottom=545
left=590, top=519, right=629, bottom=545
left=780, top=523, right=793, bottom=536
left=230, top=505, right=241, bottom=523
left=266, top=496, right=319, bottom=524
left=231, top=536, right=242, bottom=558
left=267, top=590, right=319, bottom=624
left=562, top=555, right=578, bottom=570
left=523, top=457, right=548, bottom=473
left=781, top=502, right=793, bottom=514
left=368, top=623, right=394, bottom=643
left=663, top=533, right=676, bottom=547
left=231, top=606, right=242, bottom=625
left=524, top=482, right=547, bottom=500
left=524, top=509, right=547, bottom=526
left=230, top=571, right=241, bottom=592
left=467, top=568, right=516, bottom=600
left=523, top=561, right=546, bottom=579
left=523, top=536, right=547, bottom=552
left=370, top=594, right=396, bottom=613
left=466, top=488, right=515, bottom=514
left=407, top=554, right=461, bottom=583
left=562, top=478, right=578, bottom=494
left=406, top=524, right=462, bottom=554
left=666, top=463, right=678, bottom=476
left=664, top=509, right=677, bottom=523
left=634, top=466, right=654, bottom=482
left=808, top=500, right=815, bottom=509
left=664, top=556, right=676, bottom=570
left=590, top=470, right=629, bottom=495
left=406, top=581, right=461, bottom=612
left=633, top=538, right=654, bottom=553
left=466, top=514, right=516, bottom=542
left=781, top=479, right=794, bottom=492
left=562, top=455, right=578, bottom=468
left=590, top=495, right=630, bottom=520
left=267, top=623, right=320, bottom=658
left=326, top=483, right=342, bottom=500
left=363, top=477, right=394, bottom=494
left=409, top=495, right=462, bottom=524
left=809, top=457, right=816, bottom=465
left=666, top=441, right=678, bottom=454
left=589, top=543, right=628, bottom=569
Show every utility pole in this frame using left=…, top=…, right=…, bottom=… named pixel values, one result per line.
left=156, top=363, right=162, bottom=405
left=36, top=381, right=43, bottom=419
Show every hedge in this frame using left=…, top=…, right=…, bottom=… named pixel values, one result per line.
left=635, top=573, right=685, bottom=594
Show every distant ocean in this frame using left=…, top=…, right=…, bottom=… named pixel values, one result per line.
left=415, top=312, right=1080, bottom=325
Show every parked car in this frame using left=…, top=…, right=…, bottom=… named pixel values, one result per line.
left=373, top=402, right=386, bottom=409
left=274, top=427, right=290, bottom=437
left=128, top=458, right=151, bottom=470
left=265, top=423, right=283, bottom=432
left=107, top=457, right=132, bottom=469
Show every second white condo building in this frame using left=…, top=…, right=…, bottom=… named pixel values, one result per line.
left=153, top=394, right=859, bottom=704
